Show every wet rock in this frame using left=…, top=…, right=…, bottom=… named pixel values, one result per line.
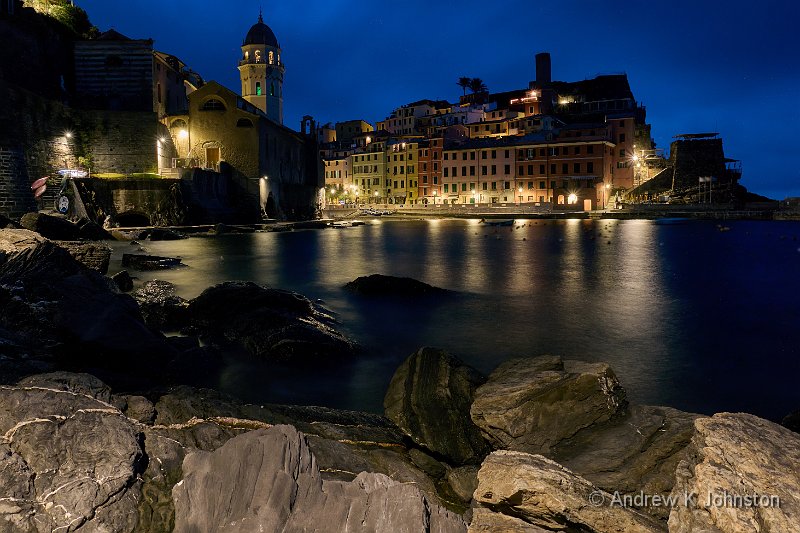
left=409, top=447, right=448, bottom=478
left=16, top=371, right=113, bottom=402
left=19, top=211, right=80, bottom=240
left=447, top=465, right=479, bottom=503
left=133, top=280, right=189, bottom=330
left=0, top=242, right=176, bottom=384
left=112, top=269, right=134, bottom=292
left=472, top=451, right=664, bottom=533
left=122, top=253, right=183, bottom=270
left=345, top=273, right=449, bottom=296
left=468, top=508, right=552, bottom=532
left=385, top=347, right=490, bottom=465
left=0, top=228, right=45, bottom=257
left=187, top=281, right=356, bottom=363
left=668, top=413, right=800, bottom=533
left=172, top=425, right=467, bottom=533
left=151, top=386, right=451, bottom=507
left=470, top=356, right=626, bottom=455
left=54, top=240, right=111, bottom=273
left=0, top=384, right=145, bottom=533
left=552, top=404, right=698, bottom=520
left=116, top=394, right=157, bottom=424
left=146, top=227, right=185, bottom=241
left=2, top=229, right=109, bottom=273
left=76, top=217, right=114, bottom=240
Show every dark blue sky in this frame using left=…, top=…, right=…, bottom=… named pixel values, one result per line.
left=79, top=0, right=799, bottom=199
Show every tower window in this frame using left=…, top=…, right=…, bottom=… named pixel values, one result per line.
left=256, top=82, right=262, bottom=96
left=269, top=51, right=274, bottom=64
left=270, top=83, right=275, bottom=96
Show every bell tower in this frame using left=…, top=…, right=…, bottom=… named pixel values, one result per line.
left=238, top=9, right=284, bottom=124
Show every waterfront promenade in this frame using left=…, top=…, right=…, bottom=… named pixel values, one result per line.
left=323, top=203, right=780, bottom=221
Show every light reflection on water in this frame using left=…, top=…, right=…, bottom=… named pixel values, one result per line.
left=108, top=219, right=800, bottom=420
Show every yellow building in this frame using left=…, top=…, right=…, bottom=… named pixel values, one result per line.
left=350, top=137, right=387, bottom=204
left=386, top=139, right=419, bottom=205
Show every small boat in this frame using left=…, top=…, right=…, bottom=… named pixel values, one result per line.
left=330, top=221, right=354, bottom=228
left=481, top=219, right=514, bottom=227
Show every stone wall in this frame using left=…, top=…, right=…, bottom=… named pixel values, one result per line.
left=0, top=80, right=162, bottom=219
left=0, top=146, right=38, bottom=219
left=72, top=177, right=185, bottom=227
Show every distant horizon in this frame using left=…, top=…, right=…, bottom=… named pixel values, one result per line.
left=76, top=0, right=800, bottom=200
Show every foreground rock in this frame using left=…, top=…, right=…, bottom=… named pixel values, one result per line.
left=470, top=356, right=626, bottom=455
left=19, top=211, right=81, bottom=240
left=668, top=413, right=800, bottom=533
left=385, top=347, right=490, bottom=465
left=133, top=279, right=189, bottom=330
left=187, top=281, right=356, bottom=362
left=0, top=228, right=110, bottom=273
left=470, top=356, right=697, bottom=519
left=173, top=425, right=467, bottom=533
left=0, top=241, right=176, bottom=383
left=552, top=404, right=698, bottom=516
left=345, top=274, right=449, bottom=296
left=471, top=451, right=664, bottom=533
left=0, top=381, right=146, bottom=532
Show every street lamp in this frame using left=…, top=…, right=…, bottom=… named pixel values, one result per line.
left=518, top=186, right=523, bottom=206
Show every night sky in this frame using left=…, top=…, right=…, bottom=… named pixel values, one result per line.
left=78, top=0, right=799, bottom=200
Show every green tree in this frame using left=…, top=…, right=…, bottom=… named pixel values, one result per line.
left=469, top=78, right=488, bottom=94
left=457, top=77, right=471, bottom=96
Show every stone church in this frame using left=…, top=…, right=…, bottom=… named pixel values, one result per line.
left=166, top=12, right=322, bottom=220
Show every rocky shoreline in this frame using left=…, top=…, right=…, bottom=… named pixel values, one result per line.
left=1, top=221, right=799, bottom=532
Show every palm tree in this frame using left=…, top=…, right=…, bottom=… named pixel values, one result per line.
left=469, top=78, right=488, bottom=94
left=457, top=77, right=471, bottom=96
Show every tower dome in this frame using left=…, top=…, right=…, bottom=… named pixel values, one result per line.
left=243, top=11, right=279, bottom=47
left=238, top=9, right=284, bottom=124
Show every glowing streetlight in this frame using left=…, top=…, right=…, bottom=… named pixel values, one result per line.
left=178, top=129, right=189, bottom=139
left=568, top=193, right=578, bottom=205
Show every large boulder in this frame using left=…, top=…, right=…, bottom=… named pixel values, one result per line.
left=471, top=451, right=664, bottom=533
left=0, top=381, right=146, bottom=533
left=0, top=228, right=45, bottom=256
left=470, top=356, right=626, bottom=455
left=133, top=279, right=189, bottom=330
left=52, top=240, right=111, bottom=273
left=187, top=281, right=356, bottom=362
left=0, top=228, right=110, bottom=272
left=0, top=241, right=176, bottom=384
left=345, top=274, right=449, bottom=296
left=76, top=217, right=114, bottom=240
left=384, top=347, right=490, bottom=465
left=668, top=413, right=800, bottom=533
left=16, top=371, right=113, bottom=402
left=172, top=425, right=467, bottom=533
left=19, top=212, right=80, bottom=240
left=551, top=404, right=698, bottom=519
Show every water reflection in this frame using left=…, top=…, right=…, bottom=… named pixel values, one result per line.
left=108, top=219, right=800, bottom=420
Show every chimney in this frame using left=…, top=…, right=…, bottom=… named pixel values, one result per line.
left=535, top=52, right=551, bottom=85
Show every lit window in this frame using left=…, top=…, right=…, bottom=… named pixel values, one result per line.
left=256, top=82, right=262, bottom=96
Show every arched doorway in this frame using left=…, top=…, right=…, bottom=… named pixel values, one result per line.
left=116, top=212, right=151, bottom=227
